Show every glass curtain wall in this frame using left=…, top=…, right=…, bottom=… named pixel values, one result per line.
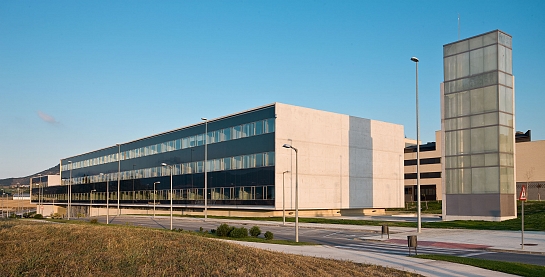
left=443, top=31, right=514, bottom=198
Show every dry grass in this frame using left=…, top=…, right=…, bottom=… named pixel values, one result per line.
left=0, top=219, right=418, bottom=277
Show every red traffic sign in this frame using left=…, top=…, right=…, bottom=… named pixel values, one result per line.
left=519, top=185, right=527, bottom=201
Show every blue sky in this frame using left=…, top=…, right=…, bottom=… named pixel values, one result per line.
left=1, top=1, right=544, bottom=179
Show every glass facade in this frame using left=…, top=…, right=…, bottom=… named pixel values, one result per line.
left=443, top=31, right=514, bottom=196
left=37, top=105, right=277, bottom=207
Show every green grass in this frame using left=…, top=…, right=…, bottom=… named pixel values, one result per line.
left=387, top=201, right=442, bottom=214
left=415, top=254, right=545, bottom=277
left=170, top=201, right=545, bottom=231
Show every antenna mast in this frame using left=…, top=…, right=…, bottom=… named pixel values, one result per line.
left=458, top=14, right=460, bottom=40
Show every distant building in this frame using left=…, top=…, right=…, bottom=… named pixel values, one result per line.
left=404, top=131, right=442, bottom=202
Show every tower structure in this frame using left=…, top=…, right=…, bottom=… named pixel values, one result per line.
left=441, top=30, right=516, bottom=221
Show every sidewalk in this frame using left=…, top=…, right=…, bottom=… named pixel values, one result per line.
left=127, top=215, right=544, bottom=276
left=227, top=241, right=517, bottom=277
left=200, top=217, right=545, bottom=254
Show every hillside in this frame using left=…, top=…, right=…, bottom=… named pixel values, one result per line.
left=0, top=164, right=60, bottom=187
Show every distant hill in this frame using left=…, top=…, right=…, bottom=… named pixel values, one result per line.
left=0, top=164, right=60, bottom=187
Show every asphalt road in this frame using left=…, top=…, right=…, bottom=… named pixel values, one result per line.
left=91, top=215, right=545, bottom=266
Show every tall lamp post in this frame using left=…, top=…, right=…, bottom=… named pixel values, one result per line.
left=117, top=143, right=121, bottom=216
left=411, top=56, right=422, bottom=233
left=68, top=161, right=72, bottom=220
left=161, top=163, right=174, bottom=230
left=201, top=117, right=208, bottom=221
left=282, top=170, right=290, bottom=226
left=100, top=173, right=110, bottom=224
left=1, top=189, right=4, bottom=218
left=153, top=181, right=160, bottom=219
left=90, top=189, right=96, bottom=217
left=283, top=144, right=299, bottom=242
left=38, top=174, right=42, bottom=215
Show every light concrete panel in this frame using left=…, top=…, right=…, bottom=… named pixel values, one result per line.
left=275, top=103, right=404, bottom=211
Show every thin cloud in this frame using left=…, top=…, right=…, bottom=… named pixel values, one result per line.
left=37, top=111, right=59, bottom=124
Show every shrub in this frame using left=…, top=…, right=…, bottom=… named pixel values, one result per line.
left=264, top=231, right=274, bottom=240
left=229, top=227, right=248, bottom=238
left=89, top=218, right=98, bottom=224
left=249, top=226, right=261, bottom=237
left=199, top=227, right=204, bottom=232
left=210, top=229, right=216, bottom=234
left=216, top=223, right=233, bottom=237
left=34, top=214, right=43, bottom=219
left=9, top=213, right=17, bottom=218
left=51, top=213, right=62, bottom=219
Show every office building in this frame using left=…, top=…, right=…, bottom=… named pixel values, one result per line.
left=33, top=103, right=405, bottom=217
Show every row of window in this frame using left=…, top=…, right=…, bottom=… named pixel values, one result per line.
left=62, top=151, right=275, bottom=186
left=404, top=158, right=441, bottom=166
left=35, top=185, right=275, bottom=202
left=62, top=118, right=275, bottom=172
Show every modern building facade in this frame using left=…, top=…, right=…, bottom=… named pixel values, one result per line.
left=516, top=139, right=545, bottom=201
left=404, top=131, right=442, bottom=202
left=33, top=103, right=405, bottom=217
left=441, top=30, right=516, bottom=221
left=404, top=130, right=543, bottom=205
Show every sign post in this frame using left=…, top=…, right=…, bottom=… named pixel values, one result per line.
left=519, top=185, right=527, bottom=249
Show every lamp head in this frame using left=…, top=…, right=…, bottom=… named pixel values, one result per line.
left=201, top=117, right=208, bottom=121
left=161, top=163, right=167, bottom=166
left=411, top=57, right=419, bottom=62
left=282, top=144, right=291, bottom=149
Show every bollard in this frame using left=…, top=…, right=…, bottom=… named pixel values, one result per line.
left=381, top=225, right=390, bottom=239
left=407, top=235, right=417, bottom=255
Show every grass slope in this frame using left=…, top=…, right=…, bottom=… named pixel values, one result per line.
left=0, top=220, right=418, bottom=277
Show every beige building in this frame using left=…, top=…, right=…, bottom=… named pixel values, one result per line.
left=516, top=139, right=545, bottom=200
left=404, top=129, right=544, bottom=205
left=404, top=131, right=442, bottom=202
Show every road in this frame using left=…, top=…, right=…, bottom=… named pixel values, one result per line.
left=90, top=215, right=545, bottom=267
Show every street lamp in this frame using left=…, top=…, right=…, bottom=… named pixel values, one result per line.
left=1, top=189, right=4, bottom=218
left=117, top=143, right=121, bottom=216
left=283, top=144, right=299, bottom=242
left=68, top=161, right=72, bottom=220
left=153, top=181, right=160, bottom=219
left=100, top=173, right=110, bottom=224
left=201, top=117, right=208, bottom=221
left=282, top=170, right=290, bottom=226
left=411, top=56, right=422, bottom=233
left=90, top=189, right=96, bottom=217
left=38, top=174, right=43, bottom=216
left=161, top=163, right=174, bottom=230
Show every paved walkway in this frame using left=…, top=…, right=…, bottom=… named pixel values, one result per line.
left=228, top=241, right=517, bottom=277
left=187, top=217, right=544, bottom=276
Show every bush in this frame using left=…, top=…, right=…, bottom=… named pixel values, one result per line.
left=264, top=231, right=274, bottom=240
left=210, top=229, right=216, bottom=234
left=51, top=213, right=62, bottom=219
left=216, top=223, right=233, bottom=237
left=9, top=213, right=17, bottom=219
left=199, top=227, right=204, bottom=232
left=34, top=214, right=43, bottom=219
left=89, top=218, right=98, bottom=224
left=249, top=226, right=261, bottom=237
left=229, top=227, right=248, bottom=238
